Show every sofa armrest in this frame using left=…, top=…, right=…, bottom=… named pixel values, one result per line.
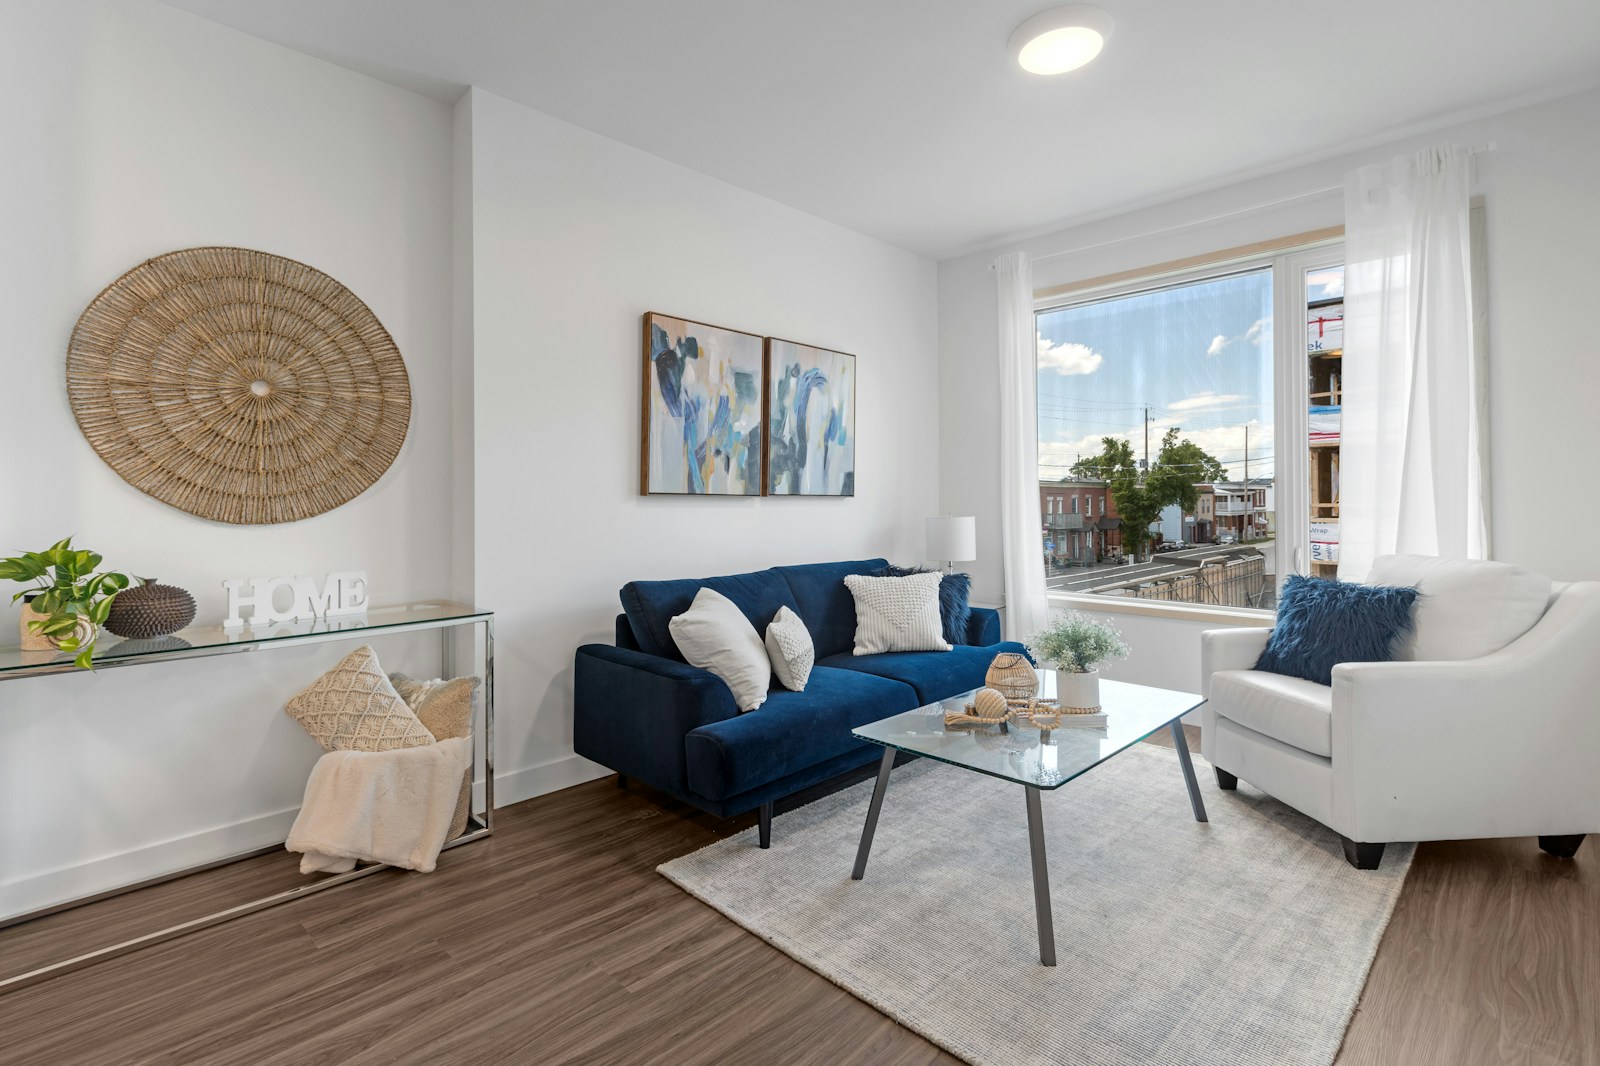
left=966, top=606, right=1001, bottom=646
left=574, top=644, right=739, bottom=798
left=1330, top=581, right=1600, bottom=842
left=1199, top=627, right=1272, bottom=698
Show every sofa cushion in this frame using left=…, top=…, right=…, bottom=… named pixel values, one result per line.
left=821, top=641, right=1027, bottom=705
left=1367, top=553, right=1552, bottom=662
left=844, top=572, right=951, bottom=654
left=871, top=565, right=973, bottom=646
left=1209, top=670, right=1334, bottom=757
left=773, top=558, right=889, bottom=659
left=684, top=666, right=918, bottom=800
left=669, top=588, right=773, bottom=712
left=620, top=568, right=800, bottom=662
left=764, top=606, right=814, bottom=692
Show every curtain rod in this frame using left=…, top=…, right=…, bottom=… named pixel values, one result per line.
left=989, top=142, right=1497, bottom=269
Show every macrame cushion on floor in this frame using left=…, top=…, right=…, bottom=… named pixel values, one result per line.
left=285, top=645, right=435, bottom=752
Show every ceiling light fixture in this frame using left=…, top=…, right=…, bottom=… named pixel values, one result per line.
left=1009, top=5, right=1114, bottom=75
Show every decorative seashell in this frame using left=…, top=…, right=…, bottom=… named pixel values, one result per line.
left=972, top=687, right=1010, bottom=721
left=986, top=652, right=1038, bottom=701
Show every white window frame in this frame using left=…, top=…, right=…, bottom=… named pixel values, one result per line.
left=1034, top=236, right=1344, bottom=624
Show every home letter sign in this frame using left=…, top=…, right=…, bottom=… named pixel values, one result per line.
left=222, top=571, right=370, bottom=628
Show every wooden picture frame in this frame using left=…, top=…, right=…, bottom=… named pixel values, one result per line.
left=765, top=337, right=856, bottom=497
left=640, top=312, right=766, bottom=496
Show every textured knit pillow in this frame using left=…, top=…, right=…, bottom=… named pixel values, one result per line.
left=390, top=672, right=479, bottom=839
left=285, top=645, right=436, bottom=752
left=668, top=587, right=772, bottom=711
left=872, top=565, right=973, bottom=646
left=844, top=572, right=952, bottom=655
left=1254, top=575, right=1420, bottom=686
left=389, top=672, right=444, bottom=711
left=764, top=606, right=815, bottom=691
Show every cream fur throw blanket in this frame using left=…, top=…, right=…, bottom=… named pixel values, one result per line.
left=287, top=736, right=473, bottom=874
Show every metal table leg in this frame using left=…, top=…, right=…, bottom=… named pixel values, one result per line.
left=1170, top=720, right=1207, bottom=823
left=851, top=748, right=896, bottom=880
left=1025, top=786, right=1056, bottom=966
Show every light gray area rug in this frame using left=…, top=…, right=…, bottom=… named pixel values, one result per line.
left=660, top=744, right=1413, bottom=1066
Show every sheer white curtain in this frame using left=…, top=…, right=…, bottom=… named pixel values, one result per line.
left=995, top=251, right=1049, bottom=638
left=1339, top=145, right=1487, bottom=580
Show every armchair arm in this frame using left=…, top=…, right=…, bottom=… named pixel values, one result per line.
left=1199, top=626, right=1272, bottom=697
left=574, top=644, right=739, bottom=798
left=1331, top=582, right=1600, bottom=842
left=966, top=606, right=1002, bottom=646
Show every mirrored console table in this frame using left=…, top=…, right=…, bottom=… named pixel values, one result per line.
left=0, top=601, right=494, bottom=992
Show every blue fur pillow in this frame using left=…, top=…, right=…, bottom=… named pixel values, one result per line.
left=872, top=565, right=972, bottom=646
left=1255, top=574, right=1419, bottom=686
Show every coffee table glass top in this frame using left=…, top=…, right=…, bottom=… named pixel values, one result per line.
left=852, top=675, right=1202, bottom=790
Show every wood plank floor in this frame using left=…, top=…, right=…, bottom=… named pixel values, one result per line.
left=1, top=727, right=1594, bottom=1065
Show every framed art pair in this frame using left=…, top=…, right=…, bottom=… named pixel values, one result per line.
left=640, top=311, right=856, bottom=497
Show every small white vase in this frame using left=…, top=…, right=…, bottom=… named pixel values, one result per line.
left=1056, top=668, right=1101, bottom=712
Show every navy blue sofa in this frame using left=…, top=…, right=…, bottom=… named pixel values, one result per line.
left=574, top=558, right=1026, bottom=846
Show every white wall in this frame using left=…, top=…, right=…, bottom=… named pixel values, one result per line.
left=466, top=89, right=939, bottom=803
left=0, top=0, right=455, bottom=915
left=939, top=88, right=1600, bottom=690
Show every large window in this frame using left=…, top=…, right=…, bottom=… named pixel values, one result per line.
left=1036, top=243, right=1343, bottom=612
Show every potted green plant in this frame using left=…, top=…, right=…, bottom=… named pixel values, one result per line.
left=0, top=538, right=130, bottom=668
left=1025, top=611, right=1129, bottom=711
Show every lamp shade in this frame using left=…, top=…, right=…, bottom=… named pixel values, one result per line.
left=926, top=516, right=977, bottom=563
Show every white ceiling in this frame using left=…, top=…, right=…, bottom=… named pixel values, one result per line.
left=163, top=0, right=1600, bottom=259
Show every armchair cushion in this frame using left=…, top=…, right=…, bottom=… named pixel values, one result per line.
left=1367, top=553, right=1551, bottom=662
left=1255, top=574, right=1418, bottom=686
left=1209, top=670, right=1333, bottom=757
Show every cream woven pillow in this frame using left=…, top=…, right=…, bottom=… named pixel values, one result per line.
left=286, top=645, right=436, bottom=752
left=844, top=572, right=952, bottom=655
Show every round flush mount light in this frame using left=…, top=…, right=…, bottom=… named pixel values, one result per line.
left=1009, top=5, right=1114, bottom=75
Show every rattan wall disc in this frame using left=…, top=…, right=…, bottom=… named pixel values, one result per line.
left=67, top=247, right=411, bottom=525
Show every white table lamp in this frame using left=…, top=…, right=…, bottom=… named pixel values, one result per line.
left=926, top=516, right=977, bottom=571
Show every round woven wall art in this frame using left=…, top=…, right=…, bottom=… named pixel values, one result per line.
left=67, top=247, right=411, bottom=525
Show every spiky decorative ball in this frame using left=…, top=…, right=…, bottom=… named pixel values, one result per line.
left=105, top=579, right=197, bottom=639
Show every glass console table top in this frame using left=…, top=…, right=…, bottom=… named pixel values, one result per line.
left=853, top=676, right=1203, bottom=790
left=0, top=601, right=489, bottom=677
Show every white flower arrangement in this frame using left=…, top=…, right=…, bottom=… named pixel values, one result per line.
left=1025, top=611, right=1129, bottom=674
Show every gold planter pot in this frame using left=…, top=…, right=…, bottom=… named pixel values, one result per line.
left=19, top=601, right=96, bottom=653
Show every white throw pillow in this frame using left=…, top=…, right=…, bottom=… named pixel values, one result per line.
left=765, top=606, right=814, bottom=691
left=668, top=588, right=771, bottom=711
left=1367, top=553, right=1552, bottom=662
left=843, top=572, right=952, bottom=655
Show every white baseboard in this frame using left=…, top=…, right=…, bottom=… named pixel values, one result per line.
left=479, top=752, right=610, bottom=809
left=2, top=753, right=611, bottom=923
left=1, top=807, right=301, bottom=923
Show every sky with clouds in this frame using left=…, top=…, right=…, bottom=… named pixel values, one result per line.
left=1036, top=268, right=1278, bottom=483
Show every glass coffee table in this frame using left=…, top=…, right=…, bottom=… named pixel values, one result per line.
left=850, top=675, right=1207, bottom=966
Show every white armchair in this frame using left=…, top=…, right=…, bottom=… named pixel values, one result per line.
left=1201, top=555, right=1600, bottom=869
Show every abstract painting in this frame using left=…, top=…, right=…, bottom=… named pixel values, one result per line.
left=766, top=338, right=855, bottom=496
left=641, top=312, right=765, bottom=495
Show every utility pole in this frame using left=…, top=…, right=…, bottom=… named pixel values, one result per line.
left=1142, top=406, right=1149, bottom=472
left=1242, top=425, right=1249, bottom=543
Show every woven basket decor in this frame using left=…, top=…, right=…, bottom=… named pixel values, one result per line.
left=66, top=247, right=411, bottom=525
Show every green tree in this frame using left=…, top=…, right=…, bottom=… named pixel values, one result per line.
left=1071, top=429, right=1227, bottom=559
